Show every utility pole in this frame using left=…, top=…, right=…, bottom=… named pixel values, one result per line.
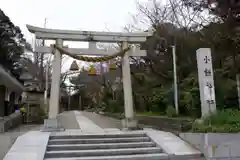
left=153, top=0, right=178, bottom=114
left=169, top=0, right=179, bottom=115
left=172, top=45, right=179, bottom=115
left=43, top=18, right=48, bottom=104
left=40, top=18, right=47, bottom=90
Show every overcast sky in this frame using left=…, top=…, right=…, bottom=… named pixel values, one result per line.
left=1, top=0, right=147, bottom=43
left=1, top=0, right=148, bottom=73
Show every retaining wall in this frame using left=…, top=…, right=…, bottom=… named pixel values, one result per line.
left=179, top=133, right=240, bottom=160
left=0, top=112, right=22, bottom=133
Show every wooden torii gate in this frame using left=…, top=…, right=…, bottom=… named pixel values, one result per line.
left=26, top=24, right=152, bottom=130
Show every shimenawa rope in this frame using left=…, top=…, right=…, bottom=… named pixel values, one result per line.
left=52, top=44, right=130, bottom=62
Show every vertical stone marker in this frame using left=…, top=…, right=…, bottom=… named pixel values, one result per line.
left=196, top=48, right=216, bottom=117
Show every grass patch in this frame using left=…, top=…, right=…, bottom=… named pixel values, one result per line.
left=191, top=109, right=240, bottom=133
left=136, top=111, right=164, bottom=116
left=136, top=111, right=192, bottom=120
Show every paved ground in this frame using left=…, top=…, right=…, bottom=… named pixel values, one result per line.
left=57, top=111, right=121, bottom=129
left=0, top=111, right=121, bottom=159
left=58, top=111, right=80, bottom=129
left=0, top=124, right=40, bottom=160
left=81, top=111, right=122, bottom=129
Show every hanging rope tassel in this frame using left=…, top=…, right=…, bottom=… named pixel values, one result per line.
left=52, top=44, right=131, bottom=62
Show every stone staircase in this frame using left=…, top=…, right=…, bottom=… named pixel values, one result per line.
left=44, top=133, right=168, bottom=160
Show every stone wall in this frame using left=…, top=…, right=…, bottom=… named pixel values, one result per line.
left=179, top=133, right=240, bottom=160
left=0, top=112, right=22, bottom=133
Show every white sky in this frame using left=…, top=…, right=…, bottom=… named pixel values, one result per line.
left=1, top=0, right=147, bottom=72
left=1, top=0, right=145, bottom=42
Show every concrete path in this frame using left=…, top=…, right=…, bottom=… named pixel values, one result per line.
left=80, top=111, right=122, bottom=129
left=58, top=111, right=122, bottom=130
left=57, top=111, right=122, bottom=134
left=0, top=124, right=40, bottom=160
left=58, top=111, right=80, bottom=129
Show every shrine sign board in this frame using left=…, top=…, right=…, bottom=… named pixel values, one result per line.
left=196, top=48, right=216, bottom=117
left=23, top=92, right=44, bottom=104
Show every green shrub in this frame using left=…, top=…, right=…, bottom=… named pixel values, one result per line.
left=179, top=73, right=201, bottom=117
left=150, top=104, right=162, bottom=112
left=36, top=103, right=48, bottom=124
left=191, top=109, right=240, bottom=133
left=137, top=111, right=164, bottom=116
left=147, top=86, right=173, bottom=113
left=166, top=105, right=177, bottom=117
left=108, top=100, right=123, bottom=113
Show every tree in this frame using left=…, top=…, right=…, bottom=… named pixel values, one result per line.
left=181, top=0, right=240, bottom=109
left=126, top=0, right=240, bottom=116
left=182, top=0, right=240, bottom=21
left=48, top=0, right=240, bottom=116
left=0, top=9, right=31, bottom=80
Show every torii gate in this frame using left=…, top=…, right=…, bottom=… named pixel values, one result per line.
left=26, top=25, right=152, bottom=130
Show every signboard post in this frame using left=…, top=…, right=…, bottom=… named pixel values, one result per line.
left=197, top=48, right=216, bottom=117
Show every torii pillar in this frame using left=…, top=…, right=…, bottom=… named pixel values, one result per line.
left=48, top=39, right=62, bottom=117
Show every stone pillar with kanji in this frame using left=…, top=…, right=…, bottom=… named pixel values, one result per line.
left=196, top=48, right=216, bottom=117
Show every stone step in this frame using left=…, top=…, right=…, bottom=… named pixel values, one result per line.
left=45, top=147, right=162, bottom=158
left=44, top=153, right=169, bottom=160
left=47, top=142, right=156, bottom=151
left=49, top=133, right=147, bottom=140
left=48, top=137, right=151, bottom=145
